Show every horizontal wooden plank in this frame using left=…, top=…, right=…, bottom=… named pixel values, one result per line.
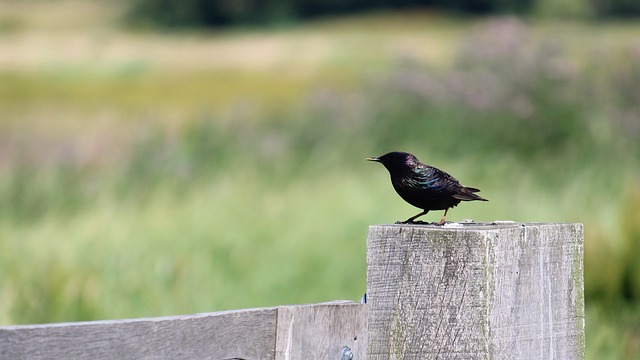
left=0, top=307, right=278, bottom=360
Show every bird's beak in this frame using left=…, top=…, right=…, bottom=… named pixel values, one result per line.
left=366, top=157, right=380, bottom=162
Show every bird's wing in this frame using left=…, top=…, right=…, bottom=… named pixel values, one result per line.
left=411, top=164, right=461, bottom=192
left=413, top=164, right=487, bottom=201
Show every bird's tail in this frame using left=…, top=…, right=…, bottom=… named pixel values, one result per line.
left=453, top=186, right=488, bottom=202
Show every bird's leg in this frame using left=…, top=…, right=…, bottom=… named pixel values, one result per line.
left=400, top=210, right=429, bottom=224
left=438, top=208, right=449, bottom=225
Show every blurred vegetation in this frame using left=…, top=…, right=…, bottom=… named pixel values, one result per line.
left=126, top=0, right=640, bottom=27
left=1, top=1, right=640, bottom=358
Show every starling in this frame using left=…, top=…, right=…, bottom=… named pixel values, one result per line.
left=366, top=151, right=488, bottom=225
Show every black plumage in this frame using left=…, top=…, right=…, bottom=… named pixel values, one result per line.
left=366, top=151, right=488, bottom=225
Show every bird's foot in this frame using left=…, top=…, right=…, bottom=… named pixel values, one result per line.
left=396, top=220, right=423, bottom=224
left=395, top=220, right=437, bottom=225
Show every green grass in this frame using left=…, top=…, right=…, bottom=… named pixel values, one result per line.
left=1, top=3, right=639, bottom=358
left=586, top=302, right=640, bottom=359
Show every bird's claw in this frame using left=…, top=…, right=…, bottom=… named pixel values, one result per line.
left=395, top=220, right=418, bottom=224
left=395, top=220, right=438, bottom=225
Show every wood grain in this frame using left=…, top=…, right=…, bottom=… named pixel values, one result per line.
left=275, top=301, right=367, bottom=360
left=366, top=222, right=585, bottom=360
left=0, top=307, right=278, bottom=360
left=0, top=302, right=370, bottom=360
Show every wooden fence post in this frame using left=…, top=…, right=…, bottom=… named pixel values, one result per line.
left=366, top=222, right=585, bottom=360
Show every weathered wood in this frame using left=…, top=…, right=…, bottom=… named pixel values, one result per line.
left=366, top=222, right=585, bottom=360
left=0, top=222, right=586, bottom=360
left=0, top=307, right=278, bottom=360
left=275, top=301, right=367, bottom=360
left=0, top=301, right=368, bottom=360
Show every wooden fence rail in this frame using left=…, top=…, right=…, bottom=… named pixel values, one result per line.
left=0, top=302, right=367, bottom=360
left=0, top=222, right=584, bottom=360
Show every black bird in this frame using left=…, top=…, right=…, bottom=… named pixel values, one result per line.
left=366, top=151, right=488, bottom=225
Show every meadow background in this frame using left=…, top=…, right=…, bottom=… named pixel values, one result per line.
left=1, top=0, right=639, bottom=358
